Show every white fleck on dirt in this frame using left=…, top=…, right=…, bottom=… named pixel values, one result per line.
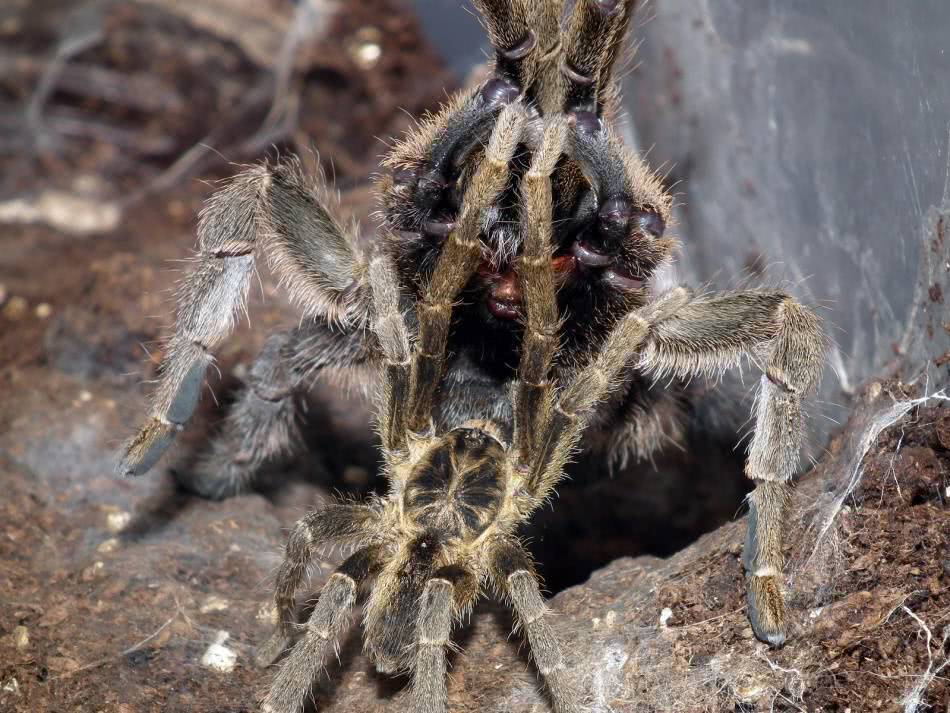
left=200, top=631, right=237, bottom=672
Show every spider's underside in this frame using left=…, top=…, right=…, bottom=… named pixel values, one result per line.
left=119, top=1, right=825, bottom=710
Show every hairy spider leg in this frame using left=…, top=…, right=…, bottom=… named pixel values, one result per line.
left=472, top=0, right=544, bottom=92
left=118, top=160, right=368, bottom=481
left=528, top=287, right=692, bottom=499
left=368, top=250, right=413, bottom=454
left=258, top=501, right=383, bottom=665
left=474, top=0, right=640, bottom=117
left=527, top=285, right=823, bottom=644
left=262, top=545, right=385, bottom=713
left=518, top=0, right=636, bottom=116
left=405, top=103, right=528, bottom=435
left=560, top=0, right=634, bottom=114
left=510, top=117, right=569, bottom=470
left=186, top=322, right=368, bottom=498
left=408, top=565, right=479, bottom=713
left=634, top=291, right=824, bottom=645
left=489, top=539, right=581, bottom=713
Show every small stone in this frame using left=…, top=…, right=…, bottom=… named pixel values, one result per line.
left=2, top=296, right=27, bottom=320
left=106, top=511, right=132, bottom=533
left=604, top=610, right=618, bottom=628
left=659, top=607, right=673, bottom=628
left=734, top=679, right=768, bottom=703
left=355, top=41, right=381, bottom=67
left=97, top=538, right=119, bottom=553
left=350, top=27, right=383, bottom=69
left=909, top=567, right=921, bottom=576
left=1, top=678, right=19, bottom=696
left=201, top=631, right=237, bottom=672
left=200, top=596, right=230, bottom=614
left=82, top=561, right=105, bottom=580
left=34, top=303, right=52, bottom=319
left=79, top=390, right=93, bottom=402
left=13, top=626, right=28, bottom=650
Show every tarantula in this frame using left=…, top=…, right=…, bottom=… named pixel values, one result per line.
left=120, top=0, right=824, bottom=654
left=254, top=111, right=617, bottom=713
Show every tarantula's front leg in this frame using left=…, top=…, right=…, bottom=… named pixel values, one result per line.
left=472, top=0, right=548, bottom=92
left=511, top=117, right=568, bottom=469
left=368, top=250, right=412, bottom=454
left=639, top=291, right=825, bottom=645
left=489, top=540, right=582, bottom=713
left=261, top=544, right=383, bottom=713
left=119, top=160, right=368, bottom=480
left=406, top=104, right=527, bottom=434
left=558, top=0, right=637, bottom=115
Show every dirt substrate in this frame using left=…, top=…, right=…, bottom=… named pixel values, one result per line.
left=2, top=344, right=948, bottom=713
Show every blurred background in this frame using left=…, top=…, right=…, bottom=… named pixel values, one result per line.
left=1, top=1, right=948, bottom=710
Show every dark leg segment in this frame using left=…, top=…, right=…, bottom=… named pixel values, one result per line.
left=180, top=320, right=368, bottom=498
left=182, top=330, right=302, bottom=498
left=561, top=0, right=630, bottom=114
left=569, top=122, right=672, bottom=258
left=472, top=0, right=537, bottom=90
